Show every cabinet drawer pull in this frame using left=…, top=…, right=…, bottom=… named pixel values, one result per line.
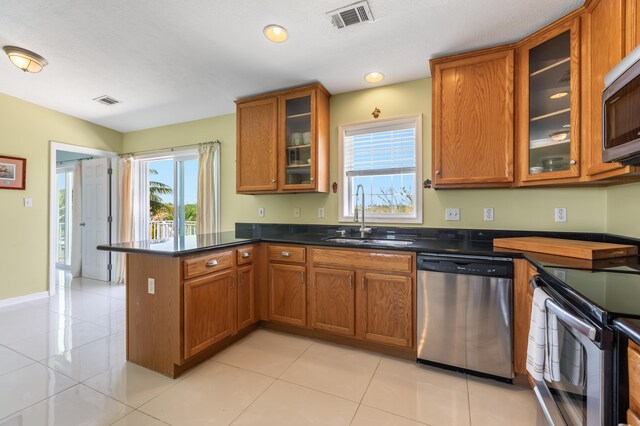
left=361, top=276, right=365, bottom=290
left=349, top=276, right=353, bottom=290
left=242, top=252, right=251, bottom=258
left=281, top=251, right=291, bottom=257
left=206, top=259, right=219, bottom=267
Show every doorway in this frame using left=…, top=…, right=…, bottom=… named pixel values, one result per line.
left=49, top=142, right=118, bottom=296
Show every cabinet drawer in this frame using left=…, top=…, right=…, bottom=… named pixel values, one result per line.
left=236, top=246, right=255, bottom=265
left=268, top=245, right=306, bottom=263
left=183, top=250, right=233, bottom=279
left=311, top=248, right=413, bottom=273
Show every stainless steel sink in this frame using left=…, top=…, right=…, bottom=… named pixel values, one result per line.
left=323, top=237, right=415, bottom=246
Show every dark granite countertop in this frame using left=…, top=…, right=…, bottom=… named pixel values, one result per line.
left=614, top=318, right=640, bottom=345
left=98, top=223, right=640, bottom=326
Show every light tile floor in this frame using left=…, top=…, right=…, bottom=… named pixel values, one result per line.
left=0, top=270, right=548, bottom=425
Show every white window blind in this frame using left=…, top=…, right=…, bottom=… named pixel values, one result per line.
left=338, top=115, right=422, bottom=224
left=344, top=122, right=417, bottom=178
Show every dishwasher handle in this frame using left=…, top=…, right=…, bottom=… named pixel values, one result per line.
left=417, top=256, right=513, bottom=278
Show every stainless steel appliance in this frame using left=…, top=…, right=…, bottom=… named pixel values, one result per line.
left=530, top=275, right=611, bottom=426
left=417, top=253, right=513, bottom=380
left=602, top=44, right=640, bottom=165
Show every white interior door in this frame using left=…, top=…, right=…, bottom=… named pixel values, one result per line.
left=82, top=158, right=110, bottom=281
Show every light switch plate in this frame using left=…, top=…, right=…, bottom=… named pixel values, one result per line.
left=23, top=197, right=32, bottom=207
left=445, top=208, right=460, bottom=221
left=293, top=207, right=301, bottom=218
left=258, top=207, right=265, bottom=218
left=317, top=208, right=325, bottom=218
left=147, top=278, right=155, bottom=294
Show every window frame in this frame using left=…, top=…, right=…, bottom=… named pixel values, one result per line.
left=338, top=114, right=423, bottom=224
left=135, top=149, right=199, bottom=240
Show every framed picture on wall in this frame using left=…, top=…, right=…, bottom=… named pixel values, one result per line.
left=0, top=155, right=26, bottom=190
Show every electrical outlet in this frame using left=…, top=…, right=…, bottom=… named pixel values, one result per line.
left=147, top=278, right=155, bottom=295
left=293, top=207, right=301, bottom=218
left=258, top=207, right=265, bottom=217
left=445, top=208, right=460, bottom=221
left=483, top=207, right=494, bottom=222
left=317, top=208, right=325, bottom=218
left=555, top=207, right=567, bottom=223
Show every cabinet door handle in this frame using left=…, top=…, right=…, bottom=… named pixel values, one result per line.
left=281, top=251, right=291, bottom=257
left=361, top=276, right=365, bottom=290
left=242, top=252, right=251, bottom=258
left=435, top=170, right=440, bottom=175
left=231, top=275, right=235, bottom=289
left=349, top=275, right=353, bottom=290
left=300, top=272, right=304, bottom=284
left=569, top=160, right=576, bottom=165
left=206, top=259, right=218, bottom=267
left=272, top=179, right=277, bottom=183
left=310, top=177, right=314, bottom=181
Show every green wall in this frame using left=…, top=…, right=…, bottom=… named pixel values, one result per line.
left=0, top=93, right=122, bottom=300
left=606, top=182, right=640, bottom=238
left=124, top=78, right=607, bottom=233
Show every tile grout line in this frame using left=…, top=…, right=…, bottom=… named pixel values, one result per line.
left=227, top=334, right=316, bottom=425
left=466, top=374, right=473, bottom=426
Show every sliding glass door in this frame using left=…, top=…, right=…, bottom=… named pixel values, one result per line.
left=139, top=153, right=198, bottom=240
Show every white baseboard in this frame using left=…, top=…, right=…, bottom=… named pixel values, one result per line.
left=0, top=291, right=49, bottom=308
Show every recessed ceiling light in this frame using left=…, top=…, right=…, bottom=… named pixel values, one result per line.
left=364, top=72, right=384, bottom=83
left=549, top=91, right=569, bottom=100
left=3, top=46, right=48, bottom=73
left=263, top=25, right=288, bottom=43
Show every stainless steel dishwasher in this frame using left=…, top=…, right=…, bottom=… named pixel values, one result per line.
left=417, top=253, right=514, bottom=380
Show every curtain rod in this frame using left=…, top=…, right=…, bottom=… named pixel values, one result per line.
left=56, top=157, right=93, bottom=165
left=119, top=140, right=220, bottom=157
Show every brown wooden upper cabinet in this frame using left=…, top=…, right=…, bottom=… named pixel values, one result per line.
left=235, top=83, right=330, bottom=194
left=431, top=48, right=515, bottom=188
left=430, top=0, right=640, bottom=188
left=517, top=18, right=581, bottom=184
left=582, top=0, right=639, bottom=180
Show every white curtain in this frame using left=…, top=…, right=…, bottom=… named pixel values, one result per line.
left=70, top=161, right=82, bottom=277
left=196, top=142, right=220, bottom=234
left=116, top=155, right=135, bottom=284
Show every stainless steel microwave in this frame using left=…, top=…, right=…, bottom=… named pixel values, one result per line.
left=603, top=45, right=640, bottom=165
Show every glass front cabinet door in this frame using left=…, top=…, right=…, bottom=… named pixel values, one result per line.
left=279, top=90, right=315, bottom=190
left=518, top=19, right=580, bottom=183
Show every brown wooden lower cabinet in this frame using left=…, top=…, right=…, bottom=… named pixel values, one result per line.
left=310, top=267, right=356, bottom=336
left=237, top=264, right=255, bottom=330
left=513, top=259, right=537, bottom=376
left=629, top=340, right=640, bottom=425
left=360, top=272, right=413, bottom=348
left=268, top=262, right=306, bottom=327
left=184, top=270, right=234, bottom=359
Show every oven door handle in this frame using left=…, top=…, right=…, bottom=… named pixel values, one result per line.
left=545, top=298, right=597, bottom=342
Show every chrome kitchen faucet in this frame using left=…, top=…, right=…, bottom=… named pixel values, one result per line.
left=354, top=184, right=372, bottom=238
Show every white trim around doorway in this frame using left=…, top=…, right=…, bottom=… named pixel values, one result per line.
left=48, top=141, right=119, bottom=297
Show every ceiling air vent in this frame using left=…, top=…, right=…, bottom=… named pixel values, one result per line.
left=93, top=95, right=121, bottom=106
left=326, top=1, right=374, bottom=30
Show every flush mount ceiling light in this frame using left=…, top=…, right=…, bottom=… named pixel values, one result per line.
left=263, top=25, right=288, bottom=43
left=549, top=131, right=569, bottom=142
left=549, top=91, right=569, bottom=100
left=3, top=46, right=48, bottom=73
left=364, top=72, right=384, bottom=83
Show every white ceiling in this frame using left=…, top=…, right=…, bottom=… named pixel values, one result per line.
left=0, top=0, right=585, bottom=133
